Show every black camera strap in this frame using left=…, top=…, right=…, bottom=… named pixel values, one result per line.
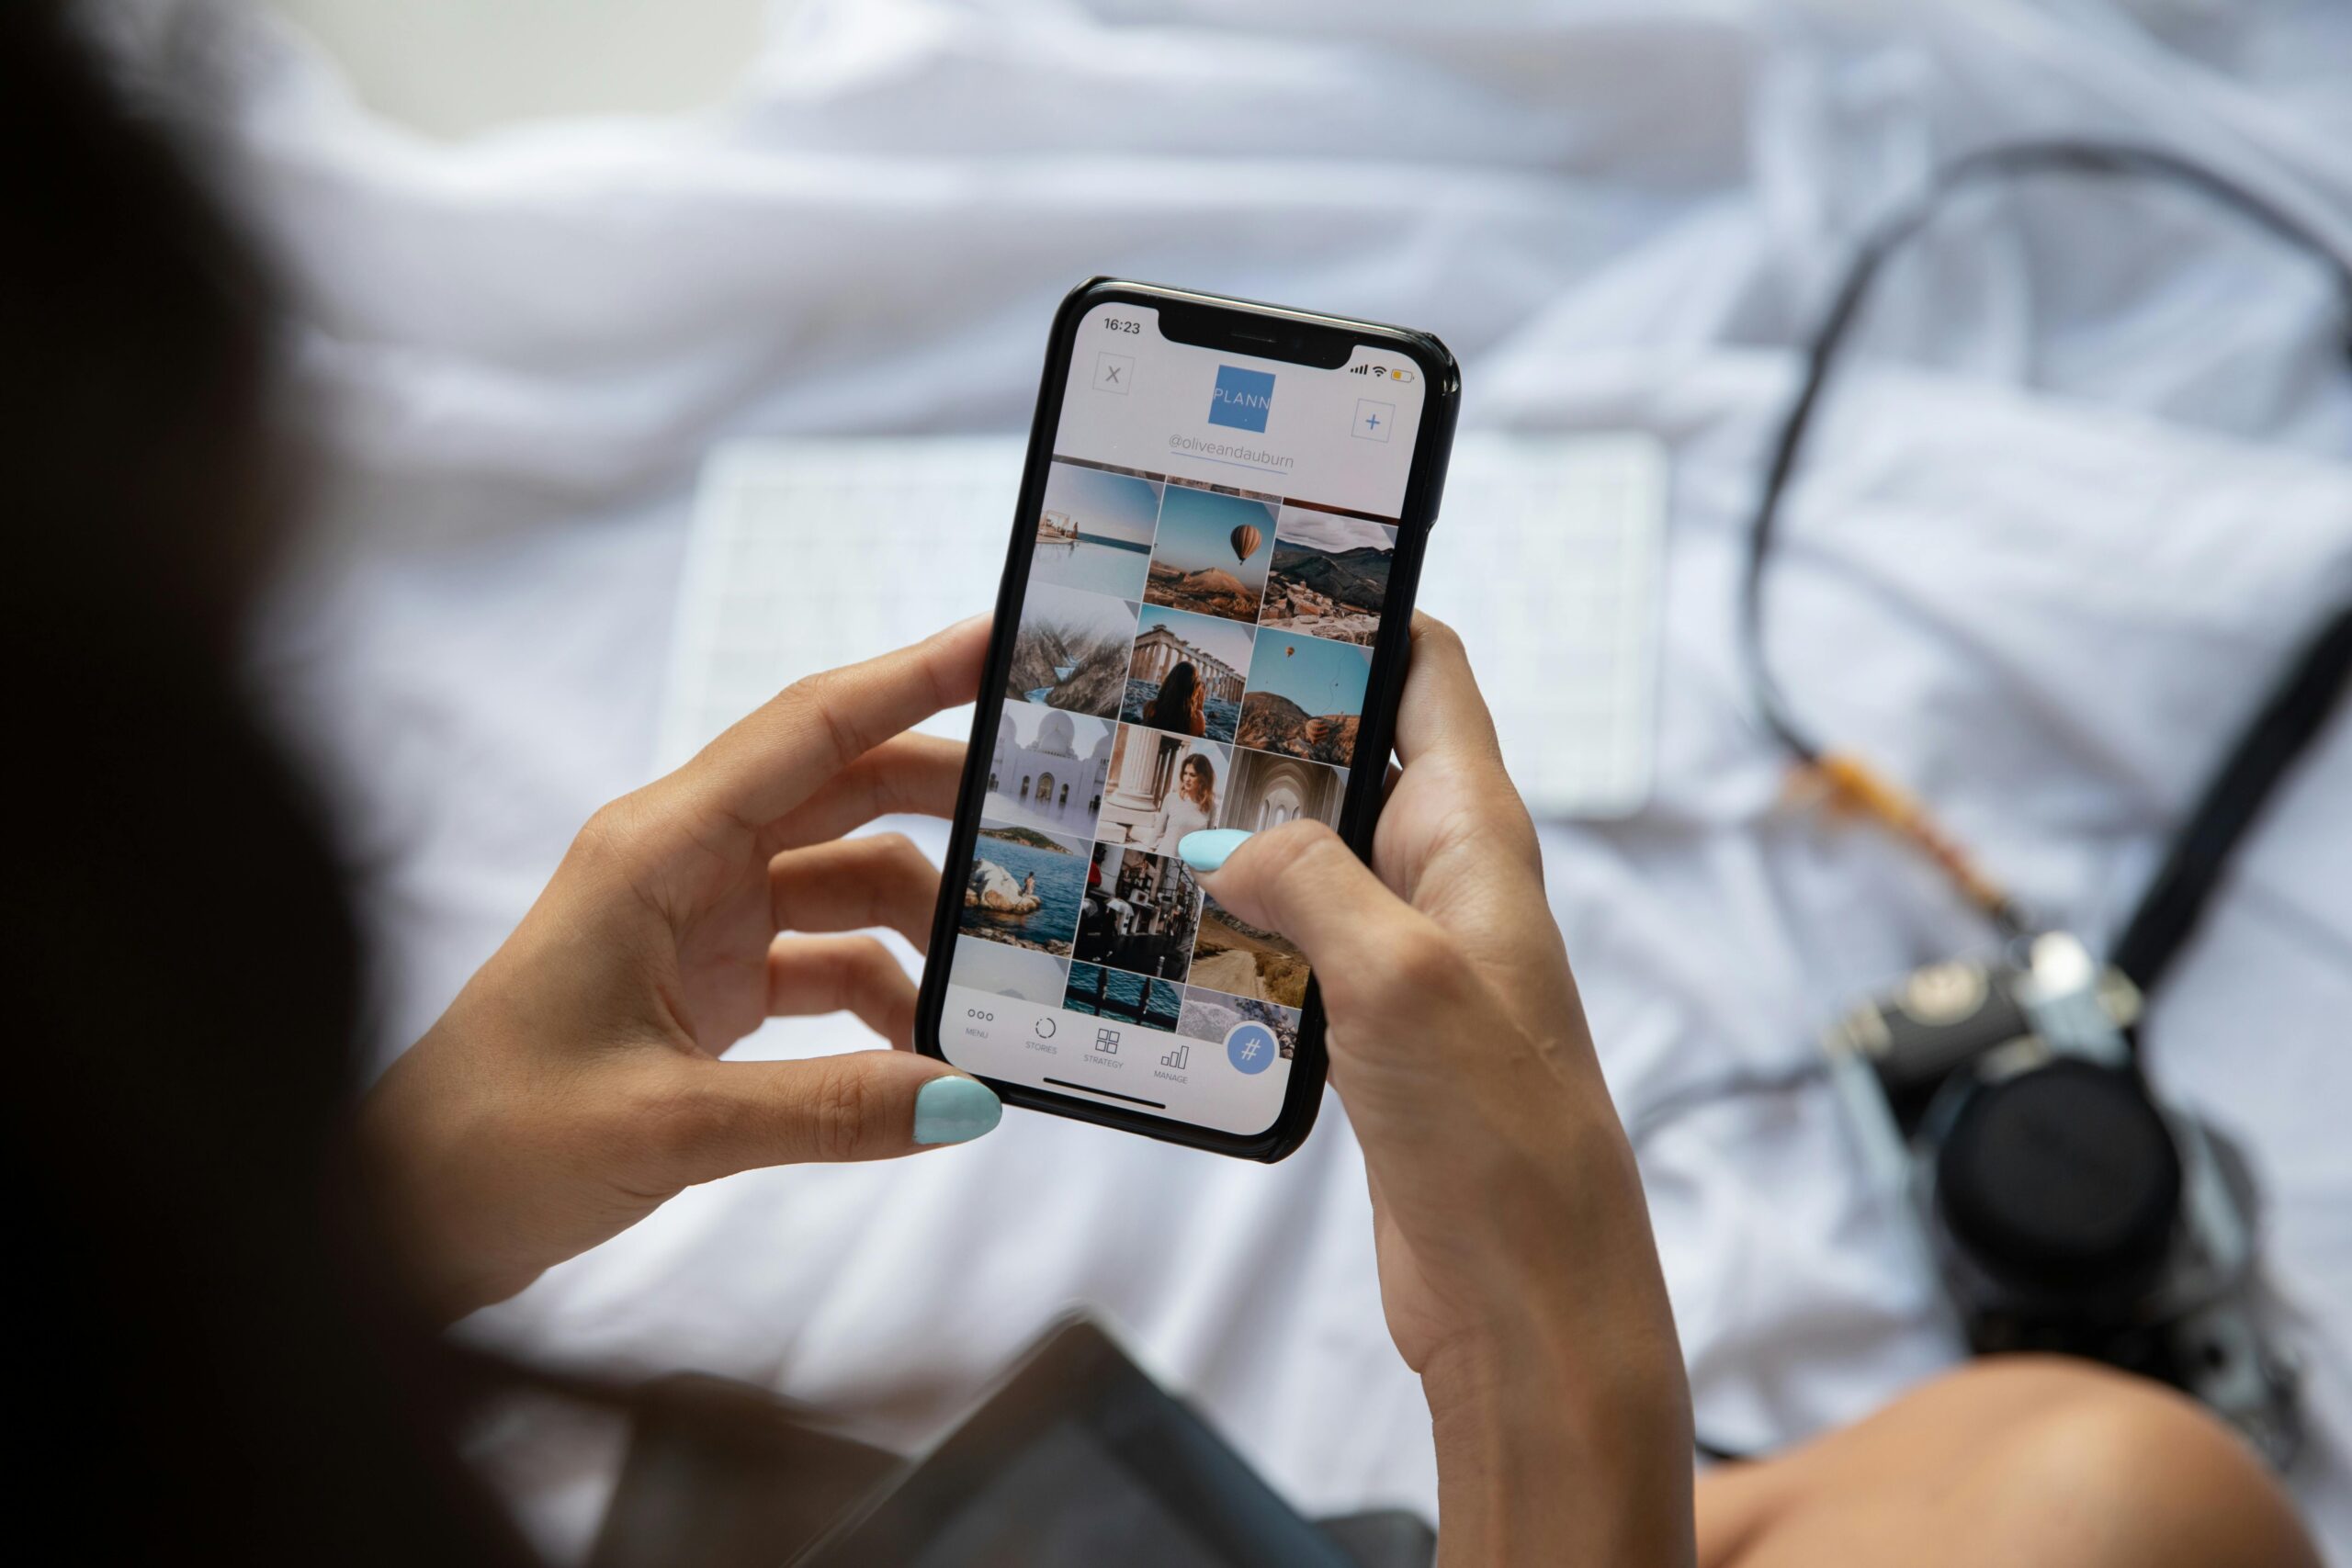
left=2110, top=603, right=2352, bottom=997
left=1739, top=138, right=2352, bottom=1012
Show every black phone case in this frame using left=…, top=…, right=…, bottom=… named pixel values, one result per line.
left=915, top=278, right=1460, bottom=1161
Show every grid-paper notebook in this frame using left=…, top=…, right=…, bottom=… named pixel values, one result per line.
left=660, top=433, right=1665, bottom=819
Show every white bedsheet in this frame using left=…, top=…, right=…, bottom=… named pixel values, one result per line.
left=188, top=0, right=2352, bottom=1558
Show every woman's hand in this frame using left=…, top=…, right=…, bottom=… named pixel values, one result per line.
left=1183, top=615, right=1694, bottom=1568
left=359, top=620, right=1001, bottom=1322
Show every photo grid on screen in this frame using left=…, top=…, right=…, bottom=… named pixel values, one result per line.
left=961, top=457, right=1399, bottom=1051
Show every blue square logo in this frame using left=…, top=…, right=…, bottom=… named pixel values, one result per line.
left=1208, top=366, right=1275, bottom=433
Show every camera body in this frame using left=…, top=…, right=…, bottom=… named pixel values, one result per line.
left=1825, top=932, right=2301, bottom=1464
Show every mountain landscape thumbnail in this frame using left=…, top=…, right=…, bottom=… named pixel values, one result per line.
left=1261, top=509, right=1396, bottom=646
left=1261, top=540, right=1390, bottom=644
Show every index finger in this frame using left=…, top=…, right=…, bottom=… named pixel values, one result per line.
left=676, top=616, right=989, bottom=830
left=1392, top=614, right=1509, bottom=776
left=1380, top=614, right=1542, bottom=886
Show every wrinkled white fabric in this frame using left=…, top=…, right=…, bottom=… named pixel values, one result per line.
left=175, top=0, right=2352, bottom=1558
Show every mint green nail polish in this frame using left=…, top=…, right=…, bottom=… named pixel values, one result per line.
left=914, top=1076, right=1002, bottom=1145
left=1178, top=829, right=1253, bottom=874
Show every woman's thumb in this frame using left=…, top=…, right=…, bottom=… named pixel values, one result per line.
left=1179, top=819, right=1401, bottom=970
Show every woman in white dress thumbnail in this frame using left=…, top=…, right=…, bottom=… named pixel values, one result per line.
left=1147, top=753, right=1218, bottom=858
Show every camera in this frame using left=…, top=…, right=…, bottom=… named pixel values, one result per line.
left=1824, top=931, right=2301, bottom=1464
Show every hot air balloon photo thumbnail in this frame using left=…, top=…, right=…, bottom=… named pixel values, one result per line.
left=1236, top=630, right=1371, bottom=767
left=1143, top=480, right=1278, bottom=624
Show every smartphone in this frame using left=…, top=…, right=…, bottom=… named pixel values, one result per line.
left=916, top=279, right=1458, bottom=1161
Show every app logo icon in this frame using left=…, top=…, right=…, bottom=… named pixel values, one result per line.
left=1208, top=366, right=1275, bottom=433
left=1226, top=1021, right=1278, bottom=1076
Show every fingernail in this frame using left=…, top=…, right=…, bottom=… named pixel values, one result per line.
left=913, top=1075, right=1002, bottom=1145
left=1178, top=829, right=1253, bottom=874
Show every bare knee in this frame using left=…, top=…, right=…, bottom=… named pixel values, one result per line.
left=1701, top=1358, right=2319, bottom=1568
left=1978, top=1359, right=2316, bottom=1568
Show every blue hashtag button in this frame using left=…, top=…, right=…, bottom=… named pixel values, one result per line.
left=1226, top=1021, right=1278, bottom=1075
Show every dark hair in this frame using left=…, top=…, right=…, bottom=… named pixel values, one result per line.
left=4, top=6, right=528, bottom=1561
left=1148, top=661, right=1205, bottom=735
left=1179, top=751, right=1216, bottom=797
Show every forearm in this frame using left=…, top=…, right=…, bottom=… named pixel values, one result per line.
left=1422, top=1310, right=1694, bottom=1567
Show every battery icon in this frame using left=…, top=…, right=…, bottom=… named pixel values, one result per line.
left=1387, top=367, right=1416, bottom=382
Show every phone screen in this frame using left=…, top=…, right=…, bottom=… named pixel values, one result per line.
left=938, top=299, right=1430, bottom=1137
